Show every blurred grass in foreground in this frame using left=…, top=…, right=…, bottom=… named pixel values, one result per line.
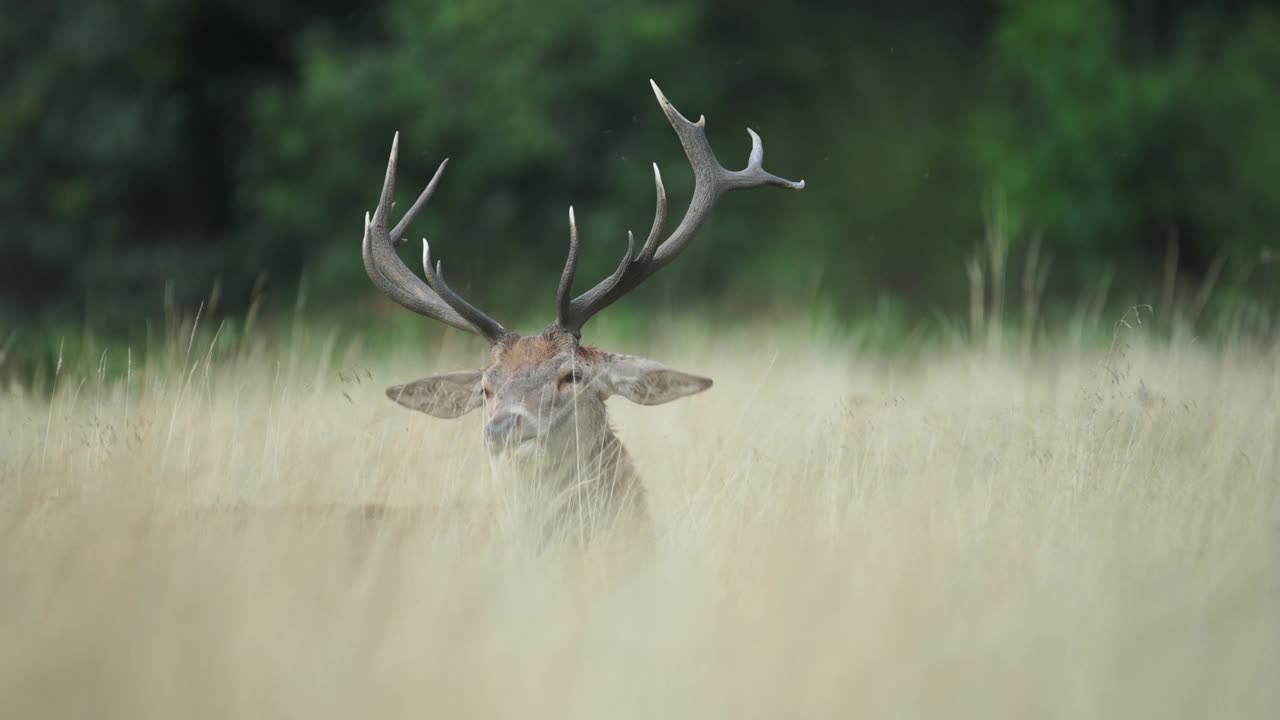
left=0, top=312, right=1277, bottom=718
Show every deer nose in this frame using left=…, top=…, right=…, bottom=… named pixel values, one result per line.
left=484, top=412, right=526, bottom=449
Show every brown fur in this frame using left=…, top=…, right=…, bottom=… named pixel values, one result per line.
left=490, top=330, right=593, bottom=370
left=574, top=344, right=609, bottom=364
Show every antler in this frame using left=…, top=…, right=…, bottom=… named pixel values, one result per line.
left=555, top=80, right=804, bottom=336
left=362, top=133, right=511, bottom=343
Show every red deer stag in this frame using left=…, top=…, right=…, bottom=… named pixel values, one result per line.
left=362, top=81, right=803, bottom=538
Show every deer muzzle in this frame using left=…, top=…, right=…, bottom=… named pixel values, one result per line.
left=484, top=412, right=534, bottom=453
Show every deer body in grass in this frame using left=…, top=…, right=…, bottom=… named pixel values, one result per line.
left=361, top=81, right=803, bottom=534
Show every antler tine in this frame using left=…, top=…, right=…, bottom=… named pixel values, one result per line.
left=390, top=157, right=449, bottom=247
left=556, top=81, right=804, bottom=335
left=421, top=241, right=509, bottom=341
left=637, top=163, right=666, bottom=265
left=574, top=229, right=637, bottom=326
left=361, top=133, right=510, bottom=343
left=555, top=207, right=581, bottom=334
left=726, top=128, right=806, bottom=191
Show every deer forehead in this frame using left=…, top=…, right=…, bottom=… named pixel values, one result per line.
left=487, top=336, right=606, bottom=379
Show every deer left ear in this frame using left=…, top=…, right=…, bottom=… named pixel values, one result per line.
left=603, top=354, right=713, bottom=406
left=385, top=370, right=484, bottom=418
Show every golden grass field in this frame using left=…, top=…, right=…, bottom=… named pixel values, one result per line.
left=1, top=323, right=1276, bottom=719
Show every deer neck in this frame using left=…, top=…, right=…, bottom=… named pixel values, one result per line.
left=544, top=423, right=633, bottom=486
left=495, top=423, right=638, bottom=504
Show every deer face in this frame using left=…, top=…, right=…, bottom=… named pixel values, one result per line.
left=386, top=328, right=711, bottom=459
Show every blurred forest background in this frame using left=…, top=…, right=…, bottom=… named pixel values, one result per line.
left=2, top=0, right=1279, bottom=363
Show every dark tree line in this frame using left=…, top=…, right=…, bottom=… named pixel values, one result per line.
left=2, top=0, right=1277, bottom=338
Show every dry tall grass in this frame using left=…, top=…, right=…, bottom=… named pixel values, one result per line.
left=1, top=325, right=1276, bottom=719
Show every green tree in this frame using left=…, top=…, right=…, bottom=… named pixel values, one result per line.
left=980, top=0, right=1280, bottom=301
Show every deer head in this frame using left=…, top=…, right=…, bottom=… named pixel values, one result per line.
left=362, top=81, right=803, bottom=469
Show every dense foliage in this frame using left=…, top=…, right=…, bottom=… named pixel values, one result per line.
left=2, top=0, right=1277, bottom=338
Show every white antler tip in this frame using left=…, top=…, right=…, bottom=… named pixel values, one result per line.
left=746, top=128, right=764, bottom=167
left=650, top=79, right=676, bottom=112
left=569, top=206, right=576, bottom=223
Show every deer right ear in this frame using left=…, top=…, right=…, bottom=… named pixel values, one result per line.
left=385, top=370, right=484, bottom=419
left=603, top=355, right=713, bottom=406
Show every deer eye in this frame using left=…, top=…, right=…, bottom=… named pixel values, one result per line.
left=558, top=368, right=584, bottom=389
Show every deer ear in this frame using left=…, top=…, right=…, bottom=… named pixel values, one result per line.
left=604, top=355, right=713, bottom=406
left=385, top=370, right=484, bottom=418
